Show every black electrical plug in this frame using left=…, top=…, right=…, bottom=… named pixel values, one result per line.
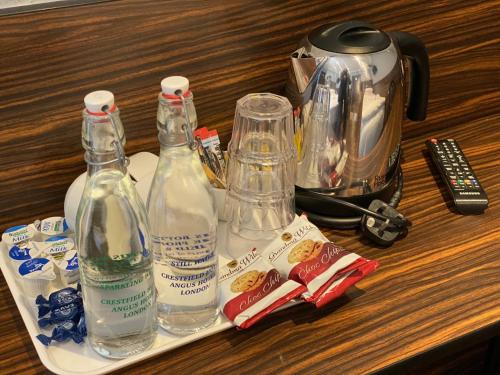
left=361, top=200, right=410, bottom=246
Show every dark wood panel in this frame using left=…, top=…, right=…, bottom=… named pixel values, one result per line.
left=0, top=0, right=499, bottom=374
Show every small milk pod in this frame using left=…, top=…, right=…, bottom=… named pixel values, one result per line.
left=52, top=250, right=80, bottom=286
left=2, top=223, right=39, bottom=246
left=17, top=258, right=57, bottom=297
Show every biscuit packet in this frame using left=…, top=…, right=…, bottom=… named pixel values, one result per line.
left=219, top=248, right=306, bottom=329
left=313, top=256, right=378, bottom=308
left=261, top=215, right=378, bottom=307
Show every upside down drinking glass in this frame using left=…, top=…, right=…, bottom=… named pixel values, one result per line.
left=224, top=93, right=297, bottom=257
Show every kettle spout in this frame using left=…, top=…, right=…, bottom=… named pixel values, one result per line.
left=286, top=48, right=326, bottom=107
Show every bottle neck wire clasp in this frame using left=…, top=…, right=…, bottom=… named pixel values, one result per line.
left=83, top=106, right=129, bottom=168
left=176, top=90, right=198, bottom=151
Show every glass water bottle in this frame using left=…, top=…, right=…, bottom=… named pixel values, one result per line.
left=147, top=77, right=219, bottom=335
left=76, top=91, right=157, bottom=358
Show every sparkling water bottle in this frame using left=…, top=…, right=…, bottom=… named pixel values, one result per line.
left=147, top=77, right=219, bottom=335
left=76, top=91, right=157, bottom=358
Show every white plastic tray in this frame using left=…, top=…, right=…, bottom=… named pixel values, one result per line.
left=0, top=223, right=299, bottom=375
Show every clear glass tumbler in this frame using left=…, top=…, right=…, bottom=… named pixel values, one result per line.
left=224, top=93, right=297, bottom=256
left=228, top=93, right=296, bottom=161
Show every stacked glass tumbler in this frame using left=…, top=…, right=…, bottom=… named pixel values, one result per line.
left=224, top=93, right=297, bottom=249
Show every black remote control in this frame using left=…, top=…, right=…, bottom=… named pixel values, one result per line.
left=426, top=138, right=488, bottom=214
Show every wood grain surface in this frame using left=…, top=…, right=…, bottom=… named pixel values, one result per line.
left=0, top=0, right=499, bottom=374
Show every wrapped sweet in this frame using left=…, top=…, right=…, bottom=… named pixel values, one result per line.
left=36, top=285, right=82, bottom=318
left=35, top=285, right=86, bottom=347
left=38, top=301, right=83, bottom=328
left=36, top=316, right=85, bottom=346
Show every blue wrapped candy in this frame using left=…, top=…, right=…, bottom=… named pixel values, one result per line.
left=35, top=285, right=86, bottom=346
left=76, top=313, right=86, bottom=337
left=38, top=302, right=82, bottom=328
left=36, top=319, right=85, bottom=346
left=36, top=285, right=81, bottom=318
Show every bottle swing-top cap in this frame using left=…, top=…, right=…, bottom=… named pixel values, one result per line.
left=161, top=76, right=189, bottom=96
left=82, top=90, right=126, bottom=164
left=84, top=90, right=115, bottom=114
left=158, top=76, right=196, bottom=149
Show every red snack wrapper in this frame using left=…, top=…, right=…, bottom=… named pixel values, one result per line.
left=314, top=256, right=379, bottom=308
left=219, top=248, right=306, bottom=329
left=261, top=215, right=378, bottom=306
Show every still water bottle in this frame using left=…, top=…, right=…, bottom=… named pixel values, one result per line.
left=147, top=77, right=219, bottom=335
left=76, top=91, right=157, bottom=358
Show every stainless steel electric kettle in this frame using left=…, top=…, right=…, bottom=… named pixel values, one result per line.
left=287, top=20, right=429, bottom=192
left=286, top=21, right=429, bottom=240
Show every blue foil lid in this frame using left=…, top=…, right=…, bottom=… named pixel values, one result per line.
left=47, top=235, right=68, bottom=242
left=9, top=244, right=32, bottom=261
left=5, top=224, right=27, bottom=233
left=65, top=255, right=79, bottom=271
left=19, top=258, right=50, bottom=276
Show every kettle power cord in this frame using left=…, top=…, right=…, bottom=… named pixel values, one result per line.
left=296, top=168, right=410, bottom=246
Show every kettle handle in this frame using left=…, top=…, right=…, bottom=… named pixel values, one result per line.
left=389, top=32, right=429, bottom=121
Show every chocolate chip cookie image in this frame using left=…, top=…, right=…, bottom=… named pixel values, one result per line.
left=230, top=270, right=267, bottom=293
left=287, top=239, right=324, bottom=263
left=245, top=271, right=266, bottom=292
left=310, top=241, right=324, bottom=259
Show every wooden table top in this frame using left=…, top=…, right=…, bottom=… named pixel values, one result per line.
left=0, top=1, right=499, bottom=374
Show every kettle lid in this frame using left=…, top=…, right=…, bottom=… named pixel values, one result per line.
left=309, top=20, right=391, bottom=54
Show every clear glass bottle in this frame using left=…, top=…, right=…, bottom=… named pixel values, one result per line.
left=76, top=91, right=157, bottom=358
left=147, top=77, right=219, bottom=335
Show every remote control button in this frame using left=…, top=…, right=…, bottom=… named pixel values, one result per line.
left=431, top=138, right=437, bottom=144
